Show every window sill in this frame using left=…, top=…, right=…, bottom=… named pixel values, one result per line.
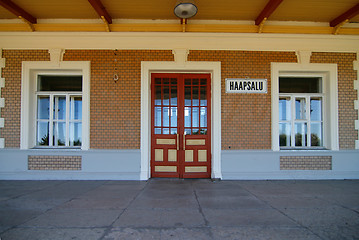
left=280, top=147, right=328, bottom=151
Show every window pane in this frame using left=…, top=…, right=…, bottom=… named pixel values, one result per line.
left=170, top=107, right=177, bottom=127
left=54, top=122, right=66, bottom=146
left=185, top=86, right=191, bottom=106
left=311, top=123, right=323, bottom=147
left=38, top=75, right=82, bottom=91
left=192, top=86, right=199, bottom=106
left=279, top=123, right=291, bottom=147
left=184, top=128, right=191, bottom=135
left=54, top=96, right=66, bottom=120
left=295, top=123, right=307, bottom=147
left=163, top=86, right=169, bottom=106
left=192, top=107, right=199, bottom=128
left=37, top=121, right=49, bottom=146
left=37, top=96, right=49, bottom=119
left=170, top=128, right=177, bottom=134
left=295, top=98, right=306, bottom=120
left=155, top=85, right=161, bottom=105
left=200, top=107, right=207, bottom=128
left=200, top=86, right=207, bottom=106
left=200, top=128, right=207, bottom=135
left=70, top=122, right=82, bottom=146
left=163, top=107, right=169, bottom=127
left=154, top=128, right=161, bottom=134
left=154, top=107, right=161, bottom=127
left=70, top=97, right=82, bottom=120
left=163, top=128, right=170, bottom=134
left=185, top=107, right=191, bottom=128
left=279, top=97, right=291, bottom=121
left=279, top=77, right=321, bottom=93
left=170, top=85, right=177, bottom=106
left=193, top=129, right=199, bottom=135
left=310, top=98, right=322, bottom=121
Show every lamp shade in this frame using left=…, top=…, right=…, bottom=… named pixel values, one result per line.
left=174, top=1, right=198, bottom=19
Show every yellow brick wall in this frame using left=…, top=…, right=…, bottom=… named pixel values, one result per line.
left=188, top=50, right=298, bottom=149
left=280, top=156, right=332, bottom=170
left=28, top=155, right=82, bottom=170
left=1, top=50, right=357, bottom=150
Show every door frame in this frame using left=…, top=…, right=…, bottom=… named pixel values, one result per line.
left=140, top=49, right=222, bottom=180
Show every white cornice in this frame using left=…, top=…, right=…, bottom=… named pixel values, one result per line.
left=0, top=32, right=358, bottom=52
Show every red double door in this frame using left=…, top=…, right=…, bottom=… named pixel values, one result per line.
left=151, top=73, right=211, bottom=178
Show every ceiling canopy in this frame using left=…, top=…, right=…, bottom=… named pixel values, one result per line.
left=0, top=0, right=358, bottom=35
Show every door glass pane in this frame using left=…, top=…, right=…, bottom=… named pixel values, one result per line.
left=192, top=107, right=199, bottom=128
left=184, top=107, right=191, bottom=128
left=279, top=97, right=291, bottom=121
left=295, top=123, right=307, bottom=147
left=170, top=107, right=177, bottom=127
left=70, top=97, right=82, bottom=120
left=200, top=107, right=207, bottom=127
left=200, top=78, right=207, bottom=86
left=170, top=128, right=177, bottom=134
left=185, top=86, right=191, bottom=106
left=154, top=107, right=161, bottom=127
left=155, top=85, right=161, bottom=105
left=154, top=128, right=161, bottom=134
left=54, top=122, right=66, bottom=146
left=184, top=128, right=191, bottom=135
left=192, top=86, right=199, bottom=106
left=170, top=85, right=177, bottom=106
left=37, top=121, right=49, bottom=146
left=200, top=128, right=207, bottom=135
left=37, top=96, right=49, bottom=119
left=279, top=123, right=291, bottom=147
left=310, top=98, right=322, bottom=121
left=163, top=86, right=169, bottom=106
left=311, top=123, right=322, bottom=146
left=70, top=122, right=82, bottom=146
left=200, top=87, right=207, bottom=106
left=193, top=129, right=199, bottom=135
left=54, top=96, right=66, bottom=120
left=163, top=107, right=169, bottom=127
left=155, top=78, right=161, bottom=85
left=163, top=128, right=169, bottom=134
left=295, top=98, right=306, bottom=120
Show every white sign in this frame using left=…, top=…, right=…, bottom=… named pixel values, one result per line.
left=225, top=78, right=267, bottom=93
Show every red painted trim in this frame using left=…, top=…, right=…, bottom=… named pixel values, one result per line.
left=150, top=73, right=211, bottom=179
left=0, top=0, right=36, bottom=23
left=330, top=3, right=359, bottom=27
left=88, top=0, right=112, bottom=24
left=255, top=0, right=283, bottom=26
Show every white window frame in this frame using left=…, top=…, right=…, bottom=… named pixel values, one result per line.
left=271, top=63, right=339, bottom=151
left=35, top=92, right=82, bottom=148
left=279, top=87, right=324, bottom=148
left=21, top=61, right=90, bottom=150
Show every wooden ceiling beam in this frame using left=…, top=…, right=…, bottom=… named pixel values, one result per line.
left=330, top=3, right=359, bottom=27
left=255, top=0, right=283, bottom=26
left=88, top=0, right=112, bottom=24
left=0, top=0, right=36, bottom=24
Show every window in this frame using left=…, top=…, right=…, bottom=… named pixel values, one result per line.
left=36, top=75, right=82, bottom=147
left=279, top=77, right=324, bottom=148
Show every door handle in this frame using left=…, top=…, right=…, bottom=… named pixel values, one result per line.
left=177, top=134, right=179, bottom=151
left=183, top=133, right=186, bottom=150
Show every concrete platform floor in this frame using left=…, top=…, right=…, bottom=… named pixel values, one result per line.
left=0, top=179, right=359, bottom=240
